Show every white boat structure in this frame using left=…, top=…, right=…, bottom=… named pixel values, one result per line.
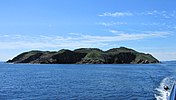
left=164, top=82, right=176, bottom=100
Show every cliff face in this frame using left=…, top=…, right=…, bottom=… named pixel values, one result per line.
left=7, top=47, right=159, bottom=64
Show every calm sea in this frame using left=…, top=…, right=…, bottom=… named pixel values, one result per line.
left=0, top=61, right=175, bottom=100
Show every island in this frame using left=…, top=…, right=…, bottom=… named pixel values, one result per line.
left=7, top=47, right=159, bottom=64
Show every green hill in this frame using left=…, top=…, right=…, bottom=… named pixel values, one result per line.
left=7, top=47, right=159, bottom=64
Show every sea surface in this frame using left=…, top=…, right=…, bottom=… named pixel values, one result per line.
left=0, top=61, right=175, bottom=100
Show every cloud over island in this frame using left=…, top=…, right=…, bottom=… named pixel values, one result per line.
left=0, top=31, right=171, bottom=50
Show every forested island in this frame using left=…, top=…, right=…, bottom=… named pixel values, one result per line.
left=7, top=47, right=159, bottom=64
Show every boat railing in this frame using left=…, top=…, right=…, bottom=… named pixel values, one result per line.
left=167, top=81, right=176, bottom=100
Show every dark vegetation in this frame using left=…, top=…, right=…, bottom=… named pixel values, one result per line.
left=7, top=47, right=159, bottom=64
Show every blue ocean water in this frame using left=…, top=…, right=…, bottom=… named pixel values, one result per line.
left=0, top=62, right=175, bottom=100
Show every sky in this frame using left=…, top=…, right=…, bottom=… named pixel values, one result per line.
left=0, top=0, right=176, bottom=61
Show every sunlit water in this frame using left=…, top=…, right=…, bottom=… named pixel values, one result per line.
left=0, top=61, right=175, bottom=100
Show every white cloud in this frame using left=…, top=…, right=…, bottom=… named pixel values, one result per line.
left=141, top=22, right=166, bottom=26
left=109, top=30, right=124, bottom=34
left=68, top=32, right=83, bottom=36
left=141, top=10, right=176, bottom=19
left=0, top=31, right=171, bottom=50
left=97, top=22, right=127, bottom=26
left=99, top=12, right=133, bottom=17
left=98, top=10, right=176, bottom=19
left=144, top=10, right=159, bottom=15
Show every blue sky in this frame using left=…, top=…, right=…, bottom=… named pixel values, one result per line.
left=0, top=0, right=176, bottom=61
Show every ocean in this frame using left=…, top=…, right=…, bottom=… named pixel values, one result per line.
left=0, top=61, right=175, bottom=100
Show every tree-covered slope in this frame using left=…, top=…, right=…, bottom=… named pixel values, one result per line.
left=7, top=47, right=159, bottom=64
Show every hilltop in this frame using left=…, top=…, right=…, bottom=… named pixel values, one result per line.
left=7, top=47, right=159, bottom=64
